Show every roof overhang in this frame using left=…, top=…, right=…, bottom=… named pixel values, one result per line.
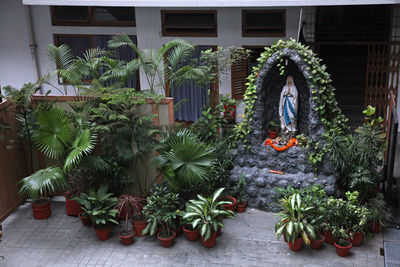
left=22, top=0, right=400, bottom=7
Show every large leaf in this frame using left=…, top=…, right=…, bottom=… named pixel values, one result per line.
left=19, top=166, right=68, bottom=200
left=64, top=129, right=97, bottom=171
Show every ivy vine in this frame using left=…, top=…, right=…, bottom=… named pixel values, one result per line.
left=234, top=39, right=349, bottom=166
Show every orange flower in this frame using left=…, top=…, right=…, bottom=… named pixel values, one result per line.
left=264, top=138, right=297, bottom=152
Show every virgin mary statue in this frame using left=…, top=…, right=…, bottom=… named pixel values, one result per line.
left=278, top=76, right=298, bottom=136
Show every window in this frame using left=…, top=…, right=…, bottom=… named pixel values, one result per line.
left=51, top=6, right=135, bottom=26
left=161, top=10, right=217, bottom=37
left=231, top=46, right=264, bottom=100
left=53, top=34, right=139, bottom=89
left=242, top=10, right=285, bottom=37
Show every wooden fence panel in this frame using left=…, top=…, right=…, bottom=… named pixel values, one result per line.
left=0, top=102, right=28, bottom=223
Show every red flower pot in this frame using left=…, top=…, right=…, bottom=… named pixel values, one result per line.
left=201, top=232, right=217, bottom=248
left=220, top=196, right=237, bottom=211
left=370, top=221, right=381, bottom=233
left=119, top=230, right=135, bottom=245
left=268, top=129, right=278, bottom=139
left=183, top=226, right=200, bottom=241
left=310, top=235, right=325, bottom=250
left=351, top=231, right=363, bottom=246
left=157, top=231, right=176, bottom=248
left=94, top=225, right=112, bottom=241
left=324, top=230, right=334, bottom=245
left=236, top=201, right=247, bottom=213
left=32, top=199, right=51, bottom=220
left=288, top=237, right=303, bottom=252
left=65, top=194, right=81, bottom=217
left=131, top=216, right=147, bottom=237
left=175, top=225, right=183, bottom=237
left=334, top=241, right=352, bottom=257
left=79, top=213, right=91, bottom=226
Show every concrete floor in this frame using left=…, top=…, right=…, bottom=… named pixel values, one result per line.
left=0, top=201, right=384, bottom=267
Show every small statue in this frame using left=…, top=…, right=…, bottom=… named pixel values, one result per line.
left=279, top=76, right=298, bottom=140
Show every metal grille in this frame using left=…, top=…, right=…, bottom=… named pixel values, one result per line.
left=383, top=229, right=400, bottom=242
left=384, top=241, right=400, bottom=266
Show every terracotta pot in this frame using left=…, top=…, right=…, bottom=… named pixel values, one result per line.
left=157, top=231, right=176, bottom=248
left=268, top=129, right=279, bottom=139
left=288, top=237, right=303, bottom=252
left=334, top=241, right=352, bottom=257
left=370, top=221, right=381, bottom=233
left=65, top=193, right=81, bottom=216
left=32, top=199, right=51, bottom=220
left=310, top=235, right=325, bottom=250
left=175, top=225, right=183, bottom=237
left=220, top=196, right=237, bottom=211
left=119, top=230, right=135, bottom=245
left=324, top=230, right=334, bottom=245
left=183, top=225, right=200, bottom=241
left=236, top=201, right=247, bottom=213
left=79, top=213, right=91, bottom=226
left=94, top=225, right=112, bottom=241
left=351, top=231, right=363, bottom=246
left=201, top=232, right=217, bottom=248
left=131, top=216, right=147, bottom=237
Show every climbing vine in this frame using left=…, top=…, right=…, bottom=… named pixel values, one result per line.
left=233, top=39, right=349, bottom=166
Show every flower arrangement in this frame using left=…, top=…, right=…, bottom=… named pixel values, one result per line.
left=264, top=138, right=297, bottom=152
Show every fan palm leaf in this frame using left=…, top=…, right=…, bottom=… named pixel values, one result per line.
left=64, top=129, right=97, bottom=171
left=19, top=166, right=68, bottom=201
left=33, top=108, right=73, bottom=159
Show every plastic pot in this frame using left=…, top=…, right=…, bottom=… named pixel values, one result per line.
left=131, top=215, right=147, bottom=237
left=324, top=230, right=334, bottom=245
left=94, top=225, right=112, bottom=241
left=79, top=213, right=91, bottom=226
left=183, top=225, right=200, bottom=241
left=310, top=235, right=325, bottom=250
left=334, top=241, right=352, bottom=257
left=351, top=231, right=363, bottom=246
left=65, top=193, right=81, bottom=217
left=220, top=196, right=237, bottom=211
left=268, top=129, right=278, bottom=139
left=288, top=237, right=303, bottom=252
left=32, top=199, right=51, bottom=220
left=119, top=230, right=135, bottom=245
left=236, top=201, right=247, bottom=213
left=201, top=232, right=217, bottom=248
left=157, top=231, right=176, bottom=248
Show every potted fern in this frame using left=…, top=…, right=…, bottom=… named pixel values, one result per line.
left=183, top=188, right=235, bottom=248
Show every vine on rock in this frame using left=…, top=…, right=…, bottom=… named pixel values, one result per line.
left=233, top=39, right=349, bottom=165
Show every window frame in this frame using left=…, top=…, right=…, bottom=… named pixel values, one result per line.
left=242, top=9, right=286, bottom=37
left=161, top=10, right=218, bottom=37
left=51, top=6, right=136, bottom=27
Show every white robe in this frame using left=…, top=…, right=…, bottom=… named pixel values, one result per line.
left=279, top=78, right=298, bottom=133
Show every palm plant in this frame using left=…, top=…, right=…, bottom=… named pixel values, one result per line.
left=108, top=33, right=208, bottom=96
left=275, top=193, right=317, bottom=244
left=183, top=188, right=235, bottom=241
left=153, top=128, right=215, bottom=197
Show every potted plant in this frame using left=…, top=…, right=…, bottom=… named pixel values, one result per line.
left=267, top=121, right=279, bottom=139
left=79, top=185, right=118, bottom=241
left=73, top=193, right=92, bottom=226
left=79, top=211, right=91, bottom=226
left=275, top=193, right=317, bottom=252
left=183, top=188, right=235, bottom=248
left=116, top=194, right=141, bottom=245
left=182, top=216, right=200, bottom=241
left=142, top=187, right=180, bottom=248
left=367, top=193, right=392, bottom=233
left=19, top=167, right=69, bottom=219
left=231, top=175, right=247, bottom=213
left=333, top=228, right=352, bottom=257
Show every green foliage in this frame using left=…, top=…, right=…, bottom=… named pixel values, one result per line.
left=18, top=166, right=68, bottom=201
left=233, top=39, right=348, bottom=162
left=142, top=186, right=180, bottom=236
left=183, top=188, right=235, bottom=241
left=367, top=193, right=393, bottom=227
left=275, top=193, right=317, bottom=244
left=333, top=228, right=351, bottom=246
left=230, top=175, right=247, bottom=203
left=327, top=106, right=386, bottom=201
left=153, top=128, right=215, bottom=197
left=75, top=185, right=118, bottom=227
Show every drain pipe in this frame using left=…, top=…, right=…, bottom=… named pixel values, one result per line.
left=297, top=7, right=303, bottom=42
left=24, top=5, right=42, bottom=94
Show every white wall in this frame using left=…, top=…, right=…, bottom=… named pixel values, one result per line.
left=0, top=0, right=35, bottom=90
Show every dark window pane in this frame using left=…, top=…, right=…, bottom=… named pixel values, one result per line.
left=243, top=10, right=285, bottom=37
left=53, top=6, right=89, bottom=22
left=93, top=7, right=135, bottom=23
left=162, top=11, right=217, bottom=36
left=56, top=35, right=92, bottom=57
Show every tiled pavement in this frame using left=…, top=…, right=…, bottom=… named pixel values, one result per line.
left=0, top=201, right=385, bottom=267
